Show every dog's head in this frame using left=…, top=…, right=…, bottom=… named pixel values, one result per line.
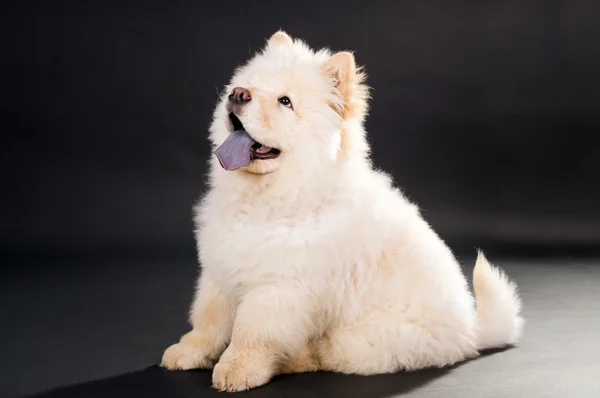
left=209, top=31, right=370, bottom=177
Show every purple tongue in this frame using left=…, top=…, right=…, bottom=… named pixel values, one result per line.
left=214, top=130, right=257, bottom=171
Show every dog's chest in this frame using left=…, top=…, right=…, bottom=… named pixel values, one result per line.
left=199, top=202, right=322, bottom=278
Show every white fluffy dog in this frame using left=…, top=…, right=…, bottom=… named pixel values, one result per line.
left=161, top=31, right=524, bottom=392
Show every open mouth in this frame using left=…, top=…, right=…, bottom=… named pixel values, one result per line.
left=228, top=113, right=281, bottom=160
left=214, top=113, right=281, bottom=171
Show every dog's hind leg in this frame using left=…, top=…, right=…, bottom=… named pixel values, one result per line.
left=278, top=339, right=321, bottom=374
left=316, top=314, right=479, bottom=375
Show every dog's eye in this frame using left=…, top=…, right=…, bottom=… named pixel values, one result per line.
left=278, top=96, right=293, bottom=109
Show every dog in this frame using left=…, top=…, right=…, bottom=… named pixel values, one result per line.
left=161, top=31, right=524, bottom=392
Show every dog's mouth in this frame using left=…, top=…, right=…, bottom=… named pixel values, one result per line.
left=213, top=113, right=281, bottom=171
left=229, top=113, right=281, bottom=161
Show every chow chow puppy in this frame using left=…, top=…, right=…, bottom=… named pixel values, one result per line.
left=161, top=31, right=524, bottom=392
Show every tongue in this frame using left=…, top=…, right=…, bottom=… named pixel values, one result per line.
left=214, top=129, right=257, bottom=171
left=255, top=145, right=273, bottom=154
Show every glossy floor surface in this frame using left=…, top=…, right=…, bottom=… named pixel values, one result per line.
left=3, top=253, right=599, bottom=398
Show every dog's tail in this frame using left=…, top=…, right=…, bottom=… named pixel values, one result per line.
left=472, top=250, right=524, bottom=350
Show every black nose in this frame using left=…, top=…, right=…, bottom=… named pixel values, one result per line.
left=228, top=87, right=252, bottom=104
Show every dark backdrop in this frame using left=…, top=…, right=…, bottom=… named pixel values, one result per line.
left=3, top=0, right=600, bottom=259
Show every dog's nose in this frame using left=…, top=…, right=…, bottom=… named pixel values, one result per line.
left=228, top=87, right=252, bottom=104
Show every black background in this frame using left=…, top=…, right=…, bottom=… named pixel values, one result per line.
left=3, top=1, right=600, bottom=259
left=3, top=2, right=600, bottom=397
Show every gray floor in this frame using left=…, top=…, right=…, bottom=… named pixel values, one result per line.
left=2, top=254, right=599, bottom=398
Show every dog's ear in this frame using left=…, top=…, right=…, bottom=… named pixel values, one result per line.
left=322, top=51, right=369, bottom=120
left=267, top=30, right=293, bottom=48
left=322, top=52, right=356, bottom=97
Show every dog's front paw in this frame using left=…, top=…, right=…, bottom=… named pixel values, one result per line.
left=161, top=341, right=214, bottom=371
left=212, top=346, right=274, bottom=392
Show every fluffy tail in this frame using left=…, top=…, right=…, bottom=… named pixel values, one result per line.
left=473, top=250, right=524, bottom=350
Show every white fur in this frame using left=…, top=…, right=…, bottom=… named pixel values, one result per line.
left=161, top=31, right=524, bottom=392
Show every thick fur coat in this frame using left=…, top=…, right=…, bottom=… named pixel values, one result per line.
left=161, top=31, right=524, bottom=392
